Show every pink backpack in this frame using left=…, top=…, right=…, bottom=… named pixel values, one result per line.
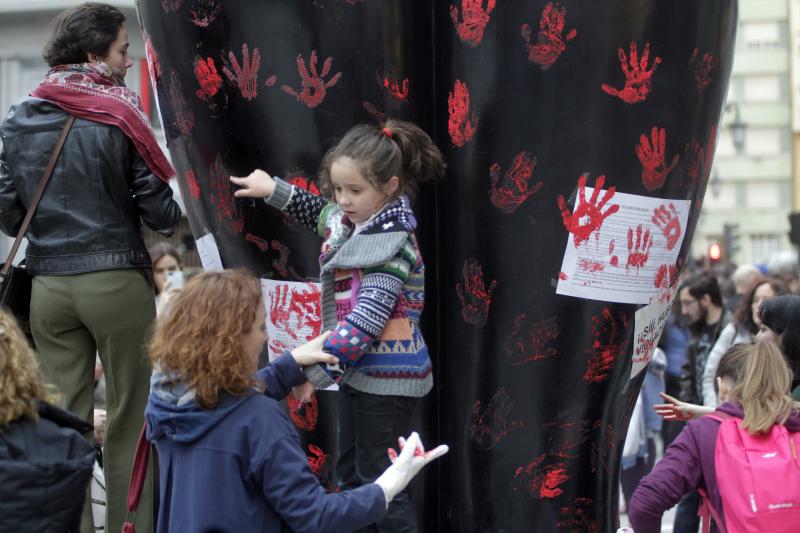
left=699, top=411, right=800, bottom=533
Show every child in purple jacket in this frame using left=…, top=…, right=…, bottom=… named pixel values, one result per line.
left=630, top=340, right=800, bottom=533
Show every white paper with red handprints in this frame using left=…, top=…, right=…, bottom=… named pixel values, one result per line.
left=556, top=190, right=690, bottom=304
left=196, top=233, right=224, bottom=271
left=260, top=279, right=337, bottom=391
left=630, top=295, right=673, bottom=379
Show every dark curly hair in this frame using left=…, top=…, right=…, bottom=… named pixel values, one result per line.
left=42, top=3, right=126, bottom=67
left=732, top=277, right=788, bottom=335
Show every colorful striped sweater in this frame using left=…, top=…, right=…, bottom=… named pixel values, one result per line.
left=266, top=177, right=432, bottom=398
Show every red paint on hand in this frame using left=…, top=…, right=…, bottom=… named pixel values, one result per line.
left=505, top=315, right=559, bottom=365
left=448, top=79, right=478, bottom=147
left=456, top=258, right=497, bottom=327
left=557, top=174, right=620, bottom=247
left=469, top=387, right=524, bottom=450
left=222, top=43, right=261, bottom=101
left=281, top=50, right=342, bottom=108
left=636, top=126, right=679, bottom=191
left=521, top=2, right=576, bottom=70
left=625, top=224, right=653, bottom=272
left=194, top=56, right=223, bottom=101
left=652, top=203, right=681, bottom=251
left=601, top=41, right=661, bottom=104
left=489, top=151, right=543, bottom=213
left=450, top=0, right=496, bottom=47
left=689, top=48, right=717, bottom=93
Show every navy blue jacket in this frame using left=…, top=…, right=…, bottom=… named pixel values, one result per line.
left=145, top=352, right=385, bottom=533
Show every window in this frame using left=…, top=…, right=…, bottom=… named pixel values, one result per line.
left=742, top=22, right=780, bottom=50
left=743, top=76, right=781, bottom=102
left=745, top=182, right=780, bottom=208
left=702, top=182, right=737, bottom=209
left=750, top=234, right=781, bottom=263
left=746, top=129, right=782, bottom=156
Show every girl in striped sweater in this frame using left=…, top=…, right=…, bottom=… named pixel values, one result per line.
left=231, top=119, right=444, bottom=532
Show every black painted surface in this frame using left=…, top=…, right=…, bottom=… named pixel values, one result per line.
left=136, top=1, right=737, bottom=531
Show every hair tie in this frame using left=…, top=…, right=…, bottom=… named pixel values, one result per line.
left=381, top=127, right=394, bottom=140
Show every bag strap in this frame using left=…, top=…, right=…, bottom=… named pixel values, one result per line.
left=0, top=114, right=75, bottom=279
left=127, top=423, right=150, bottom=512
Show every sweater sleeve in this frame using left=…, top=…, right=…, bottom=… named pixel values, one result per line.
left=629, top=424, right=704, bottom=533
left=702, top=323, right=736, bottom=407
left=255, top=351, right=307, bottom=401
left=322, top=236, right=416, bottom=365
left=259, top=434, right=386, bottom=533
left=265, top=177, right=330, bottom=236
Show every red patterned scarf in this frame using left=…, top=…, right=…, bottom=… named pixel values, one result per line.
left=31, top=63, right=174, bottom=182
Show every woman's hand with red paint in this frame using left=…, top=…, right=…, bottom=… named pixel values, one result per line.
left=231, top=169, right=277, bottom=199
left=374, top=432, right=448, bottom=507
left=654, top=392, right=712, bottom=421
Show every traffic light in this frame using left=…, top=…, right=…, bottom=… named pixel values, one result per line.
left=708, top=242, right=722, bottom=264
left=723, top=223, right=740, bottom=260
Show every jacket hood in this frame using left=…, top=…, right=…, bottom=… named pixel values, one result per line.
left=145, top=368, right=251, bottom=444
left=717, top=401, right=800, bottom=432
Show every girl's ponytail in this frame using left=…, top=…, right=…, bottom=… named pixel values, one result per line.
left=730, top=338, right=797, bottom=434
left=384, top=119, right=445, bottom=198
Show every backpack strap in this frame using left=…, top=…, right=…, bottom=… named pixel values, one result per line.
left=698, top=410, right=735, bottom=533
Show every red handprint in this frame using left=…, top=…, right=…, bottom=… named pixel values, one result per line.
left=626, top=224, right=653, bottom=272
left=287, top=392, right=318, bottom=431
left=287, top=175, right=321, bottom=196
left=189, top=0, right=221, bottom=27
left=557, top=174, right=620, bottom=247
left=636, top=126, right=679, bottom=191
left=160, top=0, right=183, bottom=11
left=514, top=453, right=570, bottom=499
left=489, top=151, right=543, bottom=214
left=168, top=71, right=195, bottom=136
left=244, top=233, right=269, bottom=252
left=686, top=125, right=717, bottom=187
left=469, top=387, right=524, bottom=450
left=270, top=240, right=291, bottom=277
left=521, top=2, right=577, bottom=71
left=194, top=56, right=223, bottom=101
left=289, top=285, right=322, bottom=336
left=583, top=308, right=628, bottom=384
left=209, top=155, right=243, bottom=233
left=380, top=69, right=409, bottom=101
left=270, top=284, right=292, bottom=332
left=601, top=41, right=662, bottom=104
left=456, top=258, right=496, bottom=327
left=609, top=239, right=619, bottom=267
left=450, top=0, right=496, bottom=47
left=281, top=51, right=342, bottom=108
left=185, top=170, right=200, bottom=199
left=557, top=498, right=599, bottom=533
left=144, top=36, right=161, bottom=88
left=222, top=43, right=261, bottom=101
left=505, top=315, right=559, bottom=365
left=448, top=79, right=478, bottom=147
left=689, top=48, right=717, bottom=93
left=652, top=203, right=681, bottom=251
left=654, top=263, right=678, bottom=302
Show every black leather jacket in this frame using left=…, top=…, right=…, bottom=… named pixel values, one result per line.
left=0, top=98, right=181, bottom=275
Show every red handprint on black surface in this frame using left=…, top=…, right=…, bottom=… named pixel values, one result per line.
left=456, top=258, right=496, bottom=327
left=652, top=203, right=681, bottom=251
left=469, top=387, right=524, bottom=450
left=287, top=392, right=318, bottom=431
left=222, top=43, right=261, bottom=101
left=583, top=308, right=628, bottom=384
left=160, top=0, right=183, bottom=12
left=505, top=315, right=559, bottom=365
left=244, top=233, right=269, bottom=252
left=281, top=51, right=342, bottom=108
left=514, top=453, right=570, bottom=499
left=190, top=0, right=221, bottom=27
left=450, top=0, right=496, bottom=47
left=689, top=48, right=717, bottom=93
left=448, top=79, right=478, bottom=147
left=194, top=56, right=223, bottom=101
left=380, top=69, right=409, bottom=101
left=557, top=174, right=620, bottom=247
left=686, top=125, right=717, bottom=187
left=209, top=155, right=243, bottom=233
left=521, top=2, right=577, bottom=71
left=601, top=41, right=661, bottom=104
left=489, top=151, right=543, bottom=214
left=168, top=71, right=195, bottom=136
left=636, top=126, right=679, bottom=191
left=625, top=224, right=653, bottom=272
left=270, top=240, right=302, bottom=281
left=557, top=497, right=599, bottom=533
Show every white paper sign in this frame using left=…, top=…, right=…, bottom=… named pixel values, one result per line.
left=556, top=188, right=690, bottom=304
left=631, top=295, right=674, bottom=379
left=196, top=233, right=224, bottom=272
left=260, top=279, right=337, bottom=391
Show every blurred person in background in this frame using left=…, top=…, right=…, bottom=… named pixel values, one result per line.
left=758, top=294, right=800, bottom=400
left=701, top=277, right=788, bottom=407
left=149, top=242, right=185, bottom=316
left=725, top=264, right=761, bottom=314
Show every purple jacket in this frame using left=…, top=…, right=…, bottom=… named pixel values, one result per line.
left=629, top=402, right=800, bottom=533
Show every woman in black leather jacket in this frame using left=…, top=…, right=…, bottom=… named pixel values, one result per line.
left=0, top=4, right=180, bottom=531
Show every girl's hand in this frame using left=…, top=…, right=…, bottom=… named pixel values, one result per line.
left=230, top=169, right=277, bottom=198
left=292, top=381, right=316, bottom=404
left=290, top=331, right=338, bottom=367
left=654, top=392, right=713, bottom=421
